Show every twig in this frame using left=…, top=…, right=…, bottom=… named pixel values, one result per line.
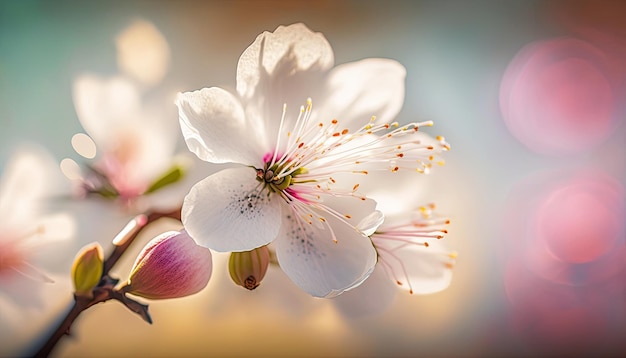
left=32, top=207, right=181, bottom=358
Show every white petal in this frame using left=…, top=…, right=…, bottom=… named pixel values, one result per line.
left=127, top=93, right=179, bottom=183
left=331, top=265, right=397, bottom=317
left=380, top=242, right=454, bottom=295
left=236, top=24, right=334, bottom=151
left=275, top=200, right=378, bottom=298
left=72, top=75, right=141, bottom=148
left=36, top=213, right=76, bottom=242
left=236, top=23, right=334, bottom=100
left=182, top=167, right=282, bottom=252
left=74, top=74, right=178, bottom=188
left=357, top=210, right=385, bottom=237
left=320, top=59, right=406, bottom=129
left=177, top=87, right=264, bottom=165
left=317, top=195, right=379, bottom=225
left=0, top=145, right=67, bottom=227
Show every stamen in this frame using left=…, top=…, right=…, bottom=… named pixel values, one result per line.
left=269, top=103, right=288, bottom=168
left=376, top=245, right=415, bottom=294
left=256, top=98, right=449, bottom=250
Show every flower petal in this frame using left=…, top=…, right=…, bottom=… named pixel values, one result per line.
left=73, top=74, right=178, bottom=190
left=127, top=230, right=212, bottom=300
left=236, top=24, right=334, bottom=149
left=236, top=23, right=334, bottom=100
left=0, top=145, right=68, bottom=228
left=320, top=58, right=406, bottom=129
left=72, top=75, right=142, bottom=148
left=275, top=197, right=378, bottom=298
left=331, top=265, right=397, bottom=317
left=357, top=210, right=385, bottom=237
left=177, top=87, right=264, bottom=165
left=380, top=241, right=454, bottom=295
left=182, top=167, right=282, bottom=252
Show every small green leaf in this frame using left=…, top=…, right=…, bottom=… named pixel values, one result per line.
left=145, top=165, right=185, bottom=194
left=93, top=186, right=119, bottom=199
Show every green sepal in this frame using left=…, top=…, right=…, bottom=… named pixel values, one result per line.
left=145, top=165, right=185, bottom=194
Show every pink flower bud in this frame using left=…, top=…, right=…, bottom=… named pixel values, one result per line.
left=126, top=230, right=212, bottom=299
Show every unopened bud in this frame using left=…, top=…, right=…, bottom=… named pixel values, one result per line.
left=228, top=245, right=270, bottom=290
left=71, top=243, right=104, bottom=298
left=126, top=230, right=212, bottom=300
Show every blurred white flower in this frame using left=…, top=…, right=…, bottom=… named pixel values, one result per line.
left=68, top=74, right=180, bottom=205
left=62, top=20, right=204, bottom=212
left=0, top=146, right=76, bottom=356
left=176, top=23, right=448, bottom=298
left=371, top=205, right=455, bottom=294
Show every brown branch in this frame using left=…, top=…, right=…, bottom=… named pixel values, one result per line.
left=32, top=207, right=181, bottom=358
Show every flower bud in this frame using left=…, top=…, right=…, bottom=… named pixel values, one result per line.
left=228, top=245, right=270, bottom=290
left=126, top=230, right=212, bottom=299
left=71, top=243, right=104, bottom=298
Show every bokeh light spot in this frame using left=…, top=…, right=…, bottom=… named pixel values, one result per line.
left=537, top=189, right=618, bottom=264
left=116, top=19, right=170, bottom=86
left=500, top=38, right=618, bottom=155
left=60, top=158, right=82, bottom=181
left=71, top=133, right=96, bottom=159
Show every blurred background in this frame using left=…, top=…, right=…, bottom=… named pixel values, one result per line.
left=1, top=0, right=624, bottom=357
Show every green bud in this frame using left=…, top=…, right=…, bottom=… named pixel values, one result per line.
left=228, top=246, right=270, bottom=290
left=71, top=243, right=104, bottom=298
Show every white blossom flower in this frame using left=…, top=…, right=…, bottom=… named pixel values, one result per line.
left=176, top=23, right=447, bottom=297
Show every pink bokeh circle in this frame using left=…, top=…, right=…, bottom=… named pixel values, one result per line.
left=500, top=38, right=618, bottom=155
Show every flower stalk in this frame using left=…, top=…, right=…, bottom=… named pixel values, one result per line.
left=32, top=207, right=181, bottom=358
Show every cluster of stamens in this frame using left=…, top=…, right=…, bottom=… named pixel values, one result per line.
left=255, top=98, right=451, bottom=244
left=255, top=162, right=308, bottom=193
